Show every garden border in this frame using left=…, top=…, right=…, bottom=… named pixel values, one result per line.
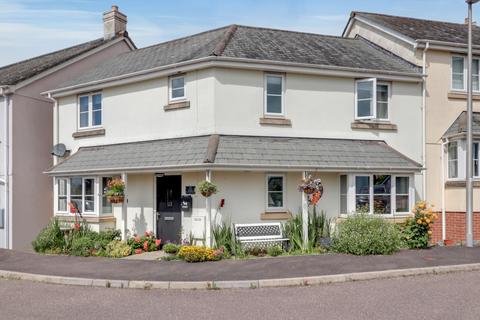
left=1, top=262, right=480, bottom=290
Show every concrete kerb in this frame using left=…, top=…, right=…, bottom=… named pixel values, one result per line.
left=1, top=263, right=480, bottom=290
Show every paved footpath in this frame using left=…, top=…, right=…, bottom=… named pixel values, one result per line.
left=1, top=271, right=480, bottom=320
left=1, top=247, right=480, bottom=282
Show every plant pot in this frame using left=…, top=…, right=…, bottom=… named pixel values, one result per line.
left=303, top=187, right=316, bottom=195
left=107, top=195, right=125, bottom=203
left=201, top=191, right=213, bottom=197
left=444, top=239, right=455, bottom=246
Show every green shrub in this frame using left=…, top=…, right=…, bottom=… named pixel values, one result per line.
left=246, top=247, right=267, bottom=257
left=163, top=243, right=180, bottom=254
left=178, top=245, right=223, bottom=262
left=403, top=201, right=437, bottom=249
left=105, top=240, right=131, bottom=258
left=212, top=221, right=238, bottom=256
left=283, top=208, right=331, bottom=252
left=69, top=236, right=95, bottom=257
left=332, top=214, right=401, bottom=255
left=32, top=218, right=66, bottom=253
left=267, top=245, right=283, bottom=257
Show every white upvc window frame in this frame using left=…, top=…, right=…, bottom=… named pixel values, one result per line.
left=447, top=141, right=460, bottom=180
left=264, top=73, right=285, bottom=117
left=265, top=173, right=286, bottom=212
left=77, top=92, right=103, bottom=130
left=169, top=75, right=186, bottom=102
left=341, top=173, right=413, bottom=217
left=54, top=177, right=99, bottom=216
left=451, top=55, right=480, bottom=92
left=355, top=78, right=390, bottom=121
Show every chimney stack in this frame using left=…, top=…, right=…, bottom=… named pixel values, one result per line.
left=103, top=5, right=127, bottom=40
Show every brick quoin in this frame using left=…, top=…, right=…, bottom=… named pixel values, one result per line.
left=431, top=212, right=480, bottom=244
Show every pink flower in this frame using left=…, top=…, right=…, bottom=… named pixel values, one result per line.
left=155, top=239, right=161, bottom=247
left=134, top=236, right=141, bottom=243
left=134, top=248, right=143, bottom=255
left=143, top=241, right=149, bottom=252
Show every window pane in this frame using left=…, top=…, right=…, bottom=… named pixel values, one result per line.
left=474, top=60, right=479, bottom=91
left=58, top=198, right=67, bottom=212
left=355, top=176, right=369, bottom=194
left=396, top=177, right=409, bottom=194
left=84, top=196, right=95, bottom=212
left=70, top=197, right=82, bottom=213
left=79, top=96, right=89, bottom=112
left=396, top=195, right=409, bottom=212
left=268, top=176, right=283, bottom=192
left=340, top=195, right=347, bottom=213
left=374, top=175, right=391, bottom=194
left=267, top=95, right=282, bottom=114
left=92, top=94, right=102, bottom=111
left=102, top=177, right=114, bottom=215
left=171, top=77, right=184, bottom=90
left=58, top=178, right=67, bottom=196
left=340, top=175, right=347, bottom=194
left=448, top=142, right=458, bottom=178
left=93, top=110, right=102, bottom=126
left=70, top=177, right=82, bottom=196
left=80, top=112, right=89, bottom=128
left=452, top=57, right=464, bottom=90
left=374, top=195, right=391, bottom=214
left=356, top=196, right=370, bottom=213
left=357, top=81, right=373, bottom=100
left=84, top=179, right=94, bottom=196
left=172, top=87, right=185, bottom=99
left=268, top=192, right=283, bottom=208
left=377, top=102, right=388, bottom=119
left=377, top=84, right=388, bottom=102
left=266, top=76, right=282, bottom=95
left=357, top=99, right=372, bottom=117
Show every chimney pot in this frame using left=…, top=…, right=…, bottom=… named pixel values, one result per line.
left=103, top=5, right=127, bottom=40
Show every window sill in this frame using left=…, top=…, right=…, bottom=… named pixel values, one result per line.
left=445, top=180, right=480, bottom=188
left=448, top=91, right=480, bottom=100
left=351, top=120, right=397, bottom=131
left=260, top=211, right=292, bottom=221
left=164, top=100, right=190, bottom=111
left=338, top=214, right=409, bottom=223
left=72, top=128, right=105, bottom=139
left=259, top=117, right=292, bottom=126
left=55, top=214, right=116, bottom=224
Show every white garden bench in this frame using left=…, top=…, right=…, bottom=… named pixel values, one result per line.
left=234, top=223, right=289, bottom=250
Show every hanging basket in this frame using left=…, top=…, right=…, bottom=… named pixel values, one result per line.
left=200, top=190, right=214, bottom=197
left=303, top=187, right=316, bottom=195
left=107, top=195, right=125, bottom=204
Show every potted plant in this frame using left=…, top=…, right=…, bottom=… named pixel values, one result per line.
left=197, top=180, right=218, bottom=197
left=298, top=175, right=323, bottom=205
left=106, top=178, right=125, bottom=203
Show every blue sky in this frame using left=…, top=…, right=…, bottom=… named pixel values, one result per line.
left=0, top=0, right=477, bottom=65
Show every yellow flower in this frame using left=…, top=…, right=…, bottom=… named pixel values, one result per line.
left=426, top=218, right=431, bottom=224
left=417, top=219, right=422, bottom=224
left=428, top=230, right=432, bottom=235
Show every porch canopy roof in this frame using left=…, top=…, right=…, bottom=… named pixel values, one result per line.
left=46, top=134, right=422, bottom=175
left=442, top=111, right=480, bottom=139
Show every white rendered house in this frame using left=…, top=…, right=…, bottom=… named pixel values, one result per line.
left=44, top=25, right=424, bottom=245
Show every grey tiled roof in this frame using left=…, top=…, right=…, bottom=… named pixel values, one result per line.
left=443, top=111, right=480, bottom=138
left=47, top=135, right=421, bottom=174
left=0, top=37, right=120, bottom=86
left=214, top=135, right=421, bottom=170
left=352, top=12, right=480, bottom=45
left=56, top=24, right=420, bottom=89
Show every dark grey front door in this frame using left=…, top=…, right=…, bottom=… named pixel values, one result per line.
left=156, top=175, right=182, bottom=243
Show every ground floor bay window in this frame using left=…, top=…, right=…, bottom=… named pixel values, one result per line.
left=339, top=174, right=413, bottom=216
left=54, top=176, right=118, bottom=216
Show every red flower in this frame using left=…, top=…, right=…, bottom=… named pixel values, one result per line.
left=74, top=223, right=81, bottom=231
left=134, top=248, right=143, bottom=255
left=155, top=239, right=161, bottom=247
left=143, top=241, right=149, bottom=251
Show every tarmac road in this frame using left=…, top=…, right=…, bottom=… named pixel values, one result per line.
left=1, top=271, right=480, bottom=320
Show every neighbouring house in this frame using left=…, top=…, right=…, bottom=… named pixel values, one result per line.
left=43, top=25, right=424, bottom=246
left=0, top=6, right=135, bottom=250
left=344, top=11, right=480, bottom=244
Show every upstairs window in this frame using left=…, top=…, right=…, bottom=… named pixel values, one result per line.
left=78, top=93, right=102, bottom=129
left=355, top=78, right=389, bottom=120
left=451, top=56, right=480, bottom=91
left=169, top=75, right=185, bottom=101
left=265, top=74, right=284, bottom=116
